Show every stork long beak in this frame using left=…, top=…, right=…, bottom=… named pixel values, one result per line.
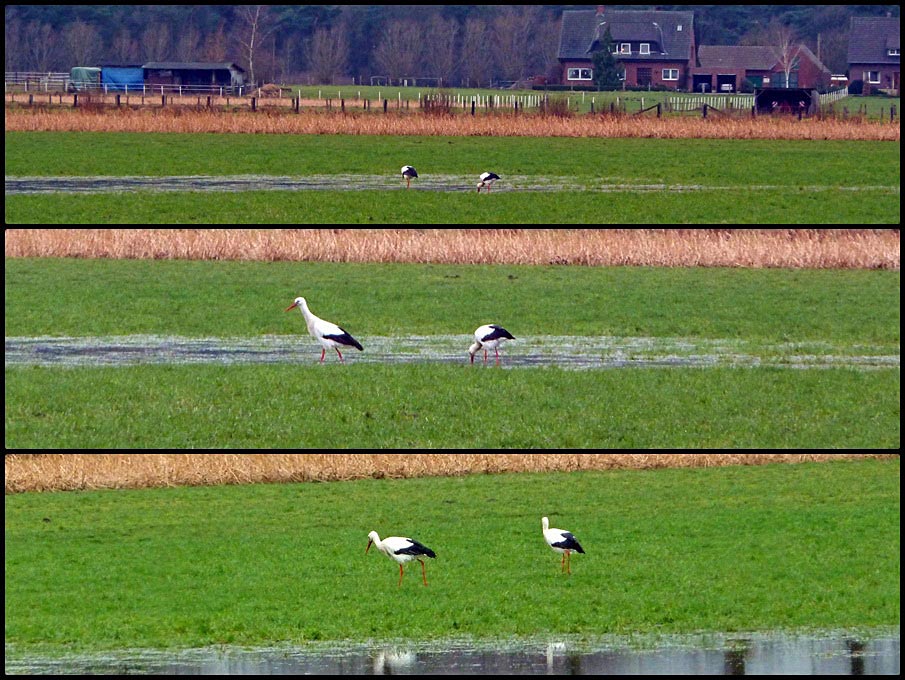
left=285, top=302, right=299, bottom=312
left=366, top=539, right=373, bottom=554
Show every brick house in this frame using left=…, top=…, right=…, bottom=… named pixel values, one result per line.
left=848, top=16, right=900, bottom=95
left=558, top=5, right=695, bottom=89
left=692, top=45, right=831, bottom=93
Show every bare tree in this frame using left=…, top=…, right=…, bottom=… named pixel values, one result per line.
left=460, top=18, right=490, bottom=87
left=111, top=26, right=139, bottom=64
left=493, top=7, right=535, bottom=83
left=201, top=22, right=228, bottom=62
left=372, top=20, right=420, bottom=84
left=23, top=21, right=57, bottom=72
left=421, top=15, right=459, bottom=86
left=141, top=22, right=172, bottom=62
left=770, top=21, right=801, bottom=88
left=237, top=5, right=280, bottom=87
left=175, top=23, right=202, bottom=62
left=63, top=20, right=101, bottom=68
left=306, top=25, right=348, bottom=84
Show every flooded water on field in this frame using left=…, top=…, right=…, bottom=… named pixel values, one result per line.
left=5, top=631, right=899, bottom=675
left=4, top=334, right=899, bottom=371
left=6, top=174, right=900, bottom=195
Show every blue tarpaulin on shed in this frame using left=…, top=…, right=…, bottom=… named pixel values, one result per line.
left=100, top=67, right=144, bottom=92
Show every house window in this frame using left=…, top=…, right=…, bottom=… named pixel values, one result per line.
left=888, top=48, right=900, bottom=57
left=567, top=68, right=593, bottom=81
left=867, top=71, right=880, bottom=84
left=620, top=43, right=631, bottom=55
left=662, top=68, right=679, bottom=81
left=640, top=43, right=650, bottom=55
left=677, top=25, right=683, bottom=31
left=637, top=68, right=652, bottom=85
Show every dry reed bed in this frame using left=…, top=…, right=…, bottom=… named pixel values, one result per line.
left=5, top=453, right=896, bottom=493
left=5, top=229, right=901, bottom=269
left=5, top=107, right=899, bottom=141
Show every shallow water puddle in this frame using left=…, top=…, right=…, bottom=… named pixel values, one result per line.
left=6, top=175, right=900, bottom=194
left=5, top=630, right=899, bottom=675
left=4, top=335, right=898, bottom=370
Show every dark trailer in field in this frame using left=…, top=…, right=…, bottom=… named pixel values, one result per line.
left=755, top=87, right=819, bottom=115
left=143, top=62, right=246, bottom=92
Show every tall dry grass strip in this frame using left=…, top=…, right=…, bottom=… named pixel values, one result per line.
left=5, top=453, right=898, bottom=493
left=5, top=229, right=901, bottom=269
left=5, top=108, right=899, bottom=141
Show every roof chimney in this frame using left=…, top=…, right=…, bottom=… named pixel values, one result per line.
left=597, top=5, right=606, bottom=16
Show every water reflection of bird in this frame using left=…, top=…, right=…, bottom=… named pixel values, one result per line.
left=542, top=516, right=585, bottom=574
left=366, top=531, right=436, bottom=586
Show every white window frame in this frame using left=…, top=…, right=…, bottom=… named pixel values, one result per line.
left=867, top=71, right=881, bottom=84
left=567, top=68, right=593, bottom=82
left=620, top=43, right=631, bottom=55
left=662, top=68, right=679, bottom=81
left=640, top=43, right=651, bottom=55
left=888, top=48, right=900, bottom=57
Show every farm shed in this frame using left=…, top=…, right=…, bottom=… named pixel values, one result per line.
left=100, top=65, right=144, bottom=92
left=755, top=87, right=818, bottom=115
left=143, top=62, right=246, bottom=92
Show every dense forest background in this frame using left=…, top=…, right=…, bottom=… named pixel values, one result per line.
left=5, top=5, right=900, bottom=86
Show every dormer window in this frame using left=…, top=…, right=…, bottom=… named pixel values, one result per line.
left=640, top=43, right=651, bottom=55
left=620, top=43, right=631, bottom=54
left=888, top=48, right=900, bottom=56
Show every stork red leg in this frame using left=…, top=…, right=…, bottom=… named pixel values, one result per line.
left=320, top=348, right=326, bottom=362
left=495, top=348, right=501, bottom=365
left=418, top=558, right=428, bottom=586
left=336, top=348, right=345, bottom=363
left=398, top=563, right=404, bottom=587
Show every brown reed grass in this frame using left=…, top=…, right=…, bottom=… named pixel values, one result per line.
left=4, top=229, right=900, bottom=269
left=5, top=453, right=896, bottom=493
left=5, top=107, right=899, bottom=141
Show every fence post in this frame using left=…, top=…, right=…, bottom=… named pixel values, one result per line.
left=383, top=99, right=388, bottom=113
left=657, top=102, right=661, bottom=118
left=702, top=103, right=708, bottom=118
left=251, top=96, right=256, bottom=112
left=471, top=100, right=475, bottom=116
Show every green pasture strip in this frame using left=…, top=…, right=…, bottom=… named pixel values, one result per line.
left=292, top=85, right=899, bottom=118
left=4, top=364, right=900, bottom=448
left=4, top=460, right=899, bottom=651
left=5, top=134, right=900, bottom=188
left=5, top=259, right=900, bottom=345
left=4, top=187, right=900, bottom=225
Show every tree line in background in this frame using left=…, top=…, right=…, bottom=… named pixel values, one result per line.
left=5, top=5, right=899, bottom=87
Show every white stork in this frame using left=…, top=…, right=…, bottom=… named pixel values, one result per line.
left=477, top=172, right=500, bottom=193
left=542, top=516, right=585, bottom=574
left=366, top=531, right=437, bottom=587
left=468, top=324, right=515, bottom=365
left=401, top=165, right=418, bottom=189
left=285, top=296, right=363, bottom=363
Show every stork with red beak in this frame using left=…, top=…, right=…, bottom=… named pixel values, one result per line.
left=367, top=531, right=437, bottom=586
left=285, top=296, right=363, bottom=363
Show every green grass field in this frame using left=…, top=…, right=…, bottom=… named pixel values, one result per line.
left=4, top=460, right=900, bottom=652
left=4, top=133, right=899, bottom=224
left=4, top=258, right=900, bottom=448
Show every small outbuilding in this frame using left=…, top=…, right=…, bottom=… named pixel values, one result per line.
left=143, top=62, right=246, bottom=92
left=755, top=87, right=818, bottom=115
